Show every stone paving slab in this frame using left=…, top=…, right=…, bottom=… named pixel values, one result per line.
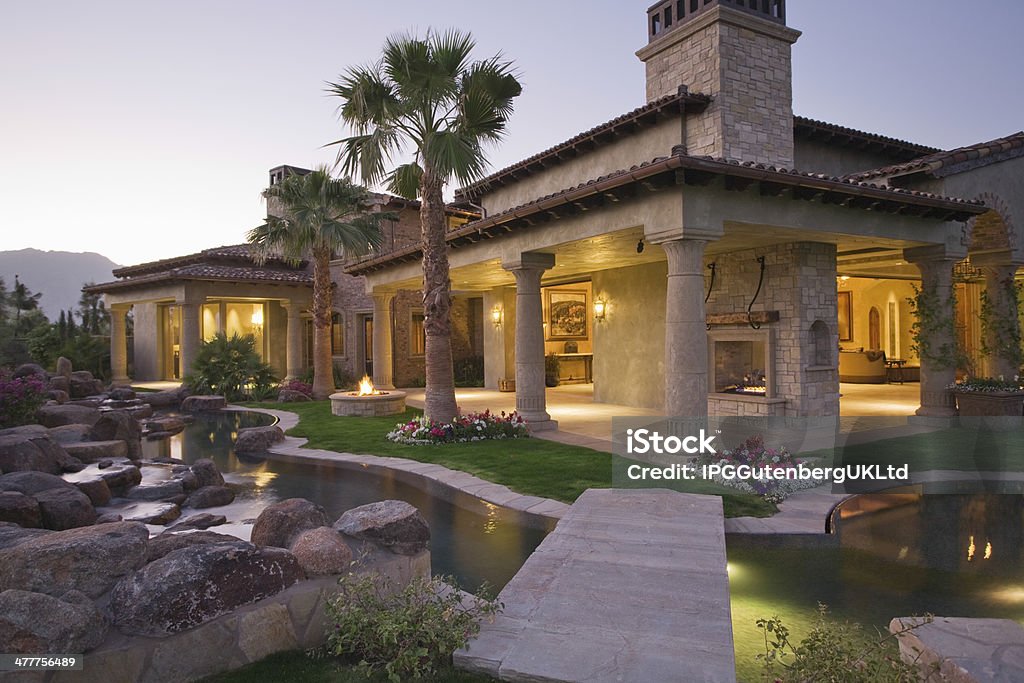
left=891, top=617, right=1024, bottom=682
left=455, top=488, right=735, bottom=683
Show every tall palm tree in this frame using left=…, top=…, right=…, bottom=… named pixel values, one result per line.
left=249, top=167, right=387, bottom=399
left=328, top=29, right=522, bottom=423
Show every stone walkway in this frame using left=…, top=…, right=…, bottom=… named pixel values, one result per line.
left=454, top=489, right=736, bottom=683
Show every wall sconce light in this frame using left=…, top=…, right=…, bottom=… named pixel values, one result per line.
left=251, top=307, right=264, bottom=332
left=636, top=239, right=645, bottom=254
left=594, top=299, right=607, bottom=322
left=490, top=306, right=504, bottom=327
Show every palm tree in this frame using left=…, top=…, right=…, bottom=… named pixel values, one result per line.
left=248, top=167, right=387, bottom=399
left=327, top=29, right=522, bottom=423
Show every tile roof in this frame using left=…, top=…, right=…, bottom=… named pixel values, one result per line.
left=85, top=263, right=312, bottom=294
left=793, top=116, right=940, bottom=159
left=846, top=131, right=1024, bottom=181
left=454, top=90, right=711, bottom=200
left=347, top=148, right=986, bottom=276
left=112, top=242, right=301, bottom=278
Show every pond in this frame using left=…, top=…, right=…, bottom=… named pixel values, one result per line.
left=728, top=489, right=1024, bottom=681
left=141, top=410, right=552, bottom=593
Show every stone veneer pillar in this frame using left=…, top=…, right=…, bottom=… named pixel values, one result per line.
left=371, top=292, right=396, bottom=390
left=284, top=301, right=303, bottom=381
left=973, top=253, right=1022, bottom=379
left=905, top=246, right=963, bottom=418
left=503, top=253, right=557, bottom=431
left=178, top=301, right=201, bottom=380
left=110, top=305, right=131, bottom=386
left=660, top=237, right=713, bottom=416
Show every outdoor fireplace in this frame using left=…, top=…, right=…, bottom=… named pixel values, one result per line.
left=708, top=329, right=775, bottom=399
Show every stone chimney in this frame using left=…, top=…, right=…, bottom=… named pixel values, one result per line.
left=265, top=165, right=311, bottom=219
left=636, top=0, right=801, bottom=167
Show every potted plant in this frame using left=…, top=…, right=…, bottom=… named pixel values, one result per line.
left=948, top=376, right=1024, bottom=416
left=544, top=353, right=561, bottom=388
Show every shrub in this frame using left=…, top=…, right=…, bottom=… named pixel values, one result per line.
left=0, top=372, right=47, bottom=428
left=325, top=573, right=501, bottom=682
left=279, top=378, right=314, bottom=397
left=694, top=434, right=820, bottom=503
left=756, top=606, right=934, bottom=682
left=454, top=356, right=484, bottom=388
left=947, top=375, right=1023, bottom=393
left=184, top=332, right=277, bottom=402
left=386, top=410, right=529, bottom=445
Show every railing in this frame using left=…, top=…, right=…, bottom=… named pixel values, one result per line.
left=647, top=0, right=785, bottom=42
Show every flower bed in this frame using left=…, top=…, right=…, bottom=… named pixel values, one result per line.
left=0, top=372, right=47, bottom=428
left=947, top=376, right=1023, bottom=393
left=694, top=434, right=821, bottom=503
left=386, top=410, right=529, bottom=445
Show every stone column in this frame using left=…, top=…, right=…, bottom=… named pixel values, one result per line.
left=284, top=301, right=304, bottom=380
left=503, top=253, right=557, bottom=431
left=661, top=238, right=712, bottom=417
left=371, top=292, right=395, bottom=390
left=109, top=305, right=130, bottom=386
left=974, top=254, right=1022, bottom=379
left=178, top=301, right=202, bottom=380
left=905, top=246, right=963, bottom=418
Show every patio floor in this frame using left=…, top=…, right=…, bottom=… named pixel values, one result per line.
left=403, top=382, right=923, bottom=452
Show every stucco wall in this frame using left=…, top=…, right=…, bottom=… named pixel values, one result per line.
left=592, top=261, right=667, bottom=410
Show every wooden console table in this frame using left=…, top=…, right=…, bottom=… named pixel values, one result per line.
left=554, top=353, right=593, bottom=384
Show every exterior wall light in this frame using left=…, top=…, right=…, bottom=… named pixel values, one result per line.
left=251, top=307, right=264, bottom=332
left=594, top=299, right=607, bottom=322
left=491, top=306, right=504, bottom=326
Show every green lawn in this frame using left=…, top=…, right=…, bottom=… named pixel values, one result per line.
left=253, top=400, right=777, bottom=518
left=199, top=650, right=493, bottom=683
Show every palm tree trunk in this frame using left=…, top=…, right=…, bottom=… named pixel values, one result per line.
left=420, top=168, right=458, bottom=422
left=311, top=247, right=336, bottom=400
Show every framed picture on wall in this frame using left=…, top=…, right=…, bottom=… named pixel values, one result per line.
left=546, top=290, right=589, bottom=340
left=837, top=290, right=853, bottom=342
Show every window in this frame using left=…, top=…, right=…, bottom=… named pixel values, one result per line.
left=410, top=312, right=426, bottom=356
left=331, top=312, right=344, bottom=356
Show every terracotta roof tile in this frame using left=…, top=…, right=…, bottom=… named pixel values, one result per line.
left=792, top=116, right=940, bottom=158
left=846, top=131, right=1024, bottom=181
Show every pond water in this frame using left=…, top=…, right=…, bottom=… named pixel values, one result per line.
left=729, top=490, right=1024, bottom=681
left=141, top=410, right=552, bottom=593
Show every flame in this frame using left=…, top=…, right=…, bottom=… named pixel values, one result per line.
left=968, top=535, right=976, bottom=562
left=357, top=375, right=376, bottom=396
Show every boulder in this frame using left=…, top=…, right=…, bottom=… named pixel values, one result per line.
left=277, top=389, right=312, bottom=402
left=0, top=471, right=74, bottom=496
left=0, top=589, right=107, bottom=654
left=109, top=544, right=303, bottom=636
left=0, top=434, right=66, bottom=474
left=125, top=479, right=184, bottom=502
left=36, top=404, right=101, bottom=428
left=45, top=389, right=70, bottom=403
left=65, top=398, right=104, bottom=408
left=89, top=410, right=142, bottom=458
left=73, top=477, right=112, bottom=507
left=146, top=431, right=176, bottom=441
left=139, top=389, right=183, bottom=407
left=186, top=485, right=235, bottom=509
left=234, top=425, right=285, bottom=454
left=334, top=500, right=430, bottom=556
left=0, top=424, right=48, bottom=439
left=63, top=440, right=128, bottom=463
left=146, top=530, right=249, bottom=562
left=69, top=371, right=103, bottom=399
left=0, top=491, right=42, bottom=528
left=12, top=363, right=46, bottom=379
left=95, top=513, right=122, bottom=524
left=0, top=521, right=149, bottom=598
left=181, top=395, right=227, bottom=412
left=190, top=459, right=225, bottom=488
left=170, top=513, right=227, bottom=531
left=55, top=356, right=73, bottom=379
left=96, top=463, right=142, bottom=495
left=251, top=498, right=329, bottom=549
left=118, top=403, right=154, bottom=420
left=0, top=523, right=51, bottom=550
left=48, top=424, right=92, bottom=444
left=289, top=526, right=352, bottom=576
left=175, top=470, right=199, bottom=492
left=144, top=416, right=186, bottom=435
left=121, top=502, right=180, bottom=526
left=108, top=388, right=136, bottom=401
left=33, top=487, right=96, bottom=530
left=48, top=375, right=70, bottom=393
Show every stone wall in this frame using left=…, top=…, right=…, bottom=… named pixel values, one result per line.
left=40, top=548, right=429, bottom=683
left=639, top=7, right=799, bottom=167
left=392, top=293, right=482, bottom=388
left=329, top=265, right=372, bottom=381
left=704, top=242, right=839, bottom=417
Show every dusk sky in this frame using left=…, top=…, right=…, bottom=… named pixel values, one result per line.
left=3, top=0, right=1022, bottom=267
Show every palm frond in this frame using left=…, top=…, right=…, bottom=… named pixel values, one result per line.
left=386, top=163, right=423, bottom=200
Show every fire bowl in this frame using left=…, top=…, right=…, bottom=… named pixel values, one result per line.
left=329, top=390, right=407, bottom=417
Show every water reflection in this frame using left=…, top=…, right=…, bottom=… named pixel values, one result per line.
left=142, top=411, right=551, bottom=592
